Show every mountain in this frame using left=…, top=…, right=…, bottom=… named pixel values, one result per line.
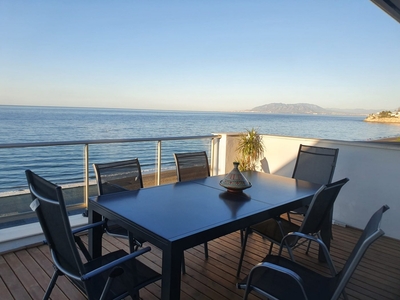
left=251, top=103, right=330, bottom=114
left=250, top=103, right=379, bottom=115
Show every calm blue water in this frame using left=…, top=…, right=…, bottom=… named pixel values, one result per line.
left=1, top=105, right=399, bottom=193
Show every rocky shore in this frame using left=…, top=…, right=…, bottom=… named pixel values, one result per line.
left=371, top=136, right=400, bottom=143
left=364, top=116, right=400, bottom=123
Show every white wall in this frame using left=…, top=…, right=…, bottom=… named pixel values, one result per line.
left=215, top=133, right=400, bottom=240
left=0, top=214, right=87, bottom=254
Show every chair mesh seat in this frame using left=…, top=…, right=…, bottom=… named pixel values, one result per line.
left=81, top=250, right=161, bottom=299
left=239, top=255, right=338, bottom=300
left=251, top=218, right=300, bottom=247
left=94, top=159, right=143, bottom=195
left=174, top=151, right=210, bottom=182
left=292, top=145, right=339, bottom=185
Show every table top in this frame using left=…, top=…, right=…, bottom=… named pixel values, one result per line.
left=90, top=171, right=320, bottom=244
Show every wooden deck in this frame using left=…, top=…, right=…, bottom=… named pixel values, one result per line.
left=1, top=223, right=399, bottom=300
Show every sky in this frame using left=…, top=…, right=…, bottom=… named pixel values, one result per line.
left=1, top=1, right=399, bottom=112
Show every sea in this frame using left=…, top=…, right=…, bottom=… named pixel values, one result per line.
left=1, top=105, right=399, bottom=193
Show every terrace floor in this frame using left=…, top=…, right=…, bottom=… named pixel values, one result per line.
left=1, top=222, right=399, bottom=300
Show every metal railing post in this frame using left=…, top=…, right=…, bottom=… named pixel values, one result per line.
left=211, top=136, right=220, bottom=176
left=157, top=140, right=162, bottom=185
left=83, top=144, right=89, bottom=217
left=210, top=138, right=215, bottom=176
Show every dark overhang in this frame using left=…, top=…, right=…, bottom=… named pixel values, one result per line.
left=371, top=0, right=400, bottom=23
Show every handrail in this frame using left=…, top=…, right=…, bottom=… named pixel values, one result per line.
left=0, top=135, right=219, bottom=149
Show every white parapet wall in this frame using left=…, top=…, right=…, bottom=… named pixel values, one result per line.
left=0, top=214, right=88, bottom=254
left=215, top=133, right=400, bottom=240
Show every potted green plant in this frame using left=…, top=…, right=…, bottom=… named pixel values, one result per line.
left=236, top=128, right=264, bottom=171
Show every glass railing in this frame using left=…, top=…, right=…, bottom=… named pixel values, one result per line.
left=0, top=135, right=221, bottom=228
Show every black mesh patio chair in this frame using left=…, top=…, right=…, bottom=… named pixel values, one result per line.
left=174, top=151, right=210, bottom=273
left=237, top=178, right=349, bottom=277
left=25, top=170, right=161, bottom=300
left=93, top=158, right=145, bottom=252
left=290, top=144, right=339, bottom=216
left=174, top=151, right=210, bottom=182
left=237, top=205, right=389, bottom=300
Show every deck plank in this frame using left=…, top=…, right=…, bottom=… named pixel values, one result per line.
left=1, top=253, right=32, bottom=299
left=0, top=276, right=13, bottom=300
left=1, top=224, right=400, bottom=300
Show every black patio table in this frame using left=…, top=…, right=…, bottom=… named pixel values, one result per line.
left=88, top=171, right=321, bottom=300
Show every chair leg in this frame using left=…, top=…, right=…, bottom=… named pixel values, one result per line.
left=237, top=227, right=250, bottom=277
left=128, top=232, right=137, bottom=253
left=287, top=246, right=295, bottom=261
left=342, top=289, right=349, bottom=300
left=44, top=268, right=61, bottom=300
left=100, top=275, right=115, bottom=300
left=286, top=212, right=292, bottom=222
left=243, top=285, right=252, bottom=300
left=268, top=241, right=274, bottom=255
left=204, top=242, right=208, bottom=259
left=183, top=242, right=207, bottom=274
left=306, top=239, right=312, bottom=254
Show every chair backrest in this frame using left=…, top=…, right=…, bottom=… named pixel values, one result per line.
left=298, top=178, right=349, bottom=236
left=331, top=205, right=389, bottom=300
left=25, top=170, right=85, bottom=277
left=174, top=151, right=210, bottom=182
left=292, top=144, right=339, bottom=185
left=93, top=158, right=143, bottom=195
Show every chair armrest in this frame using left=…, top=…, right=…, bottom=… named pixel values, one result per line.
left=42, top=221, right=106, bottom=248
left=72, top=220, right=106, bottom=235
left=81, top=246, right=152, bottom=280
left=281, top=232, right=337, bottom=275
left=282, top=232, right=319, bottom=244
left=238, top=262, right=308, bottom=299
left=51, top=246, right=153, bottom=282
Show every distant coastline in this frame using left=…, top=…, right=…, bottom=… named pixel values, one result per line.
left=364, top=117, right=400, bottom=123
left=250, top=103, right=378, bottom=116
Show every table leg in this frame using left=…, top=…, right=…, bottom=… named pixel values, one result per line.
left=161, top=244, right=182, bottom=300
left=88, top=207, right=103, bottom=258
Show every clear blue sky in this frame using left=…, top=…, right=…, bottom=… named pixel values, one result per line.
left=1, top=1, right=399, bottom=111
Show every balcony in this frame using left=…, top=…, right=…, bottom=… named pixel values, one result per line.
left=0, top=133, right=399, bottom=299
